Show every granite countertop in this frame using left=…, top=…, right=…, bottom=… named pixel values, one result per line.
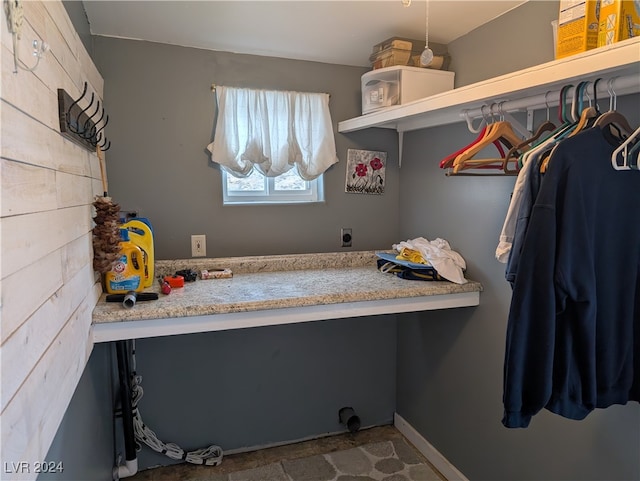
left=92, top=251, right=483, bottom=324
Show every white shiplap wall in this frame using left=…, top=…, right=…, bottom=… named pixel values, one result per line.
left=1, top=2, right=104, bottom=478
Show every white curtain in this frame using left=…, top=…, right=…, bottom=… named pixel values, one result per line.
left=206, top=86, right=338, bottom=180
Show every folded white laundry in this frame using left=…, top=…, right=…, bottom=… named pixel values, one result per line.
left=392, top=237, right=468, bottom=284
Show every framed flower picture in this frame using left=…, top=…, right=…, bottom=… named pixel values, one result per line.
left=345, top=149, right=387, bottom=195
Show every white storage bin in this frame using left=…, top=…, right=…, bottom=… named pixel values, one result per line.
left=362, top=79, right=399, bottom=114
left=361, top=66, right=454, bottom=114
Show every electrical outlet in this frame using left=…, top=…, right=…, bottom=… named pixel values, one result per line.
left=191, top=234, right=206, bottom=257
left=341, top=228, right=352, bottom=248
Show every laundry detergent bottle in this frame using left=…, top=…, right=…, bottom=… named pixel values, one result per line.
left=122, top=219, right=155, bottom=288
left=105, top=228, right=145, bottom=294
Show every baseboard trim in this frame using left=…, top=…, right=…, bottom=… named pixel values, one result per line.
left=394, top=412, right=469, bottom=481
left=223, top=422, right=390, bottom=456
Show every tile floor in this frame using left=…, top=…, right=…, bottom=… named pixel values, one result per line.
left=129, top=425, right=446, bottom=481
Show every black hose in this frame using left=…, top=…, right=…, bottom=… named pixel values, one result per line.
left=116, top=340, right=136, bottom=462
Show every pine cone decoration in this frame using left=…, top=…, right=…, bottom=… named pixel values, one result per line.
left=92, top=196, right=121, bottom=273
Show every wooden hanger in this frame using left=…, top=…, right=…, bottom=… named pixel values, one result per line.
left=594, top=77, right=635, bottom=137
left=452, top=120, right=526, bottom=173
left=568, top=106, right=599, bottom=137
left=503, top=120, right=556, bottom=174
left=441, top=106, right=513, bottom=170
left=509, top=88, right=578, bottom=173
left=594, top=110, right=635, bottom=136
left=439, top=124, right=507, bottom=169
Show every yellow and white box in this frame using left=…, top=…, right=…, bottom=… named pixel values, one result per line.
left=556, top=0, right=600, bottom=58
left=597, top=0, right=640, bottom=46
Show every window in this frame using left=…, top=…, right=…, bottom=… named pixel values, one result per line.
left=206, top=86, right=337, bottom=205
left=222, top=166, right=323, bottom=204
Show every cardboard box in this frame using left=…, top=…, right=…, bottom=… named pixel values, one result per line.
left=556, top=0, right=600, bottom=59
left=369, top=46, right=414, bottom=69
left=372, top=37, right=416, bottom=54
left=369, top=37, right=450, bottom=70
left=597, top=0, right=640, bottom=46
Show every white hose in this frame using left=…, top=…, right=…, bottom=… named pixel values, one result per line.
left=129, top=342, right=224, bottom=466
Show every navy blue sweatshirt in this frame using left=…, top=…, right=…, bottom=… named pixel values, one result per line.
left=502, top=126, right=640, bottom=428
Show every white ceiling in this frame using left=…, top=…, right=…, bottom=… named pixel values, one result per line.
left=82, top=1, right=527, bottom=67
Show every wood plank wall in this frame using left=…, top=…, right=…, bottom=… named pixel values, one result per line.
left=1, top=2, right=105, bottom=478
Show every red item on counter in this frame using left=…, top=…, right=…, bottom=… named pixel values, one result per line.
left=164, top=275, right=185, bottom=288
left=160, top=279, right=172, bottom=295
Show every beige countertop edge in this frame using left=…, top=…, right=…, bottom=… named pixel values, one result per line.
left=93, top=252, right=483, bottom=325
left=93, top=279, right=483, bottom=323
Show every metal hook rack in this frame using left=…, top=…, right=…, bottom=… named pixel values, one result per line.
left=58, top=82, right=111, bottom=152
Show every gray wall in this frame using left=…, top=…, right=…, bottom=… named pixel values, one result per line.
left=39, top=344, right=114, bottom=481
left=447, top=0, right=558, bottom=87
left=396, top=2, right=640, bottom=480
left=89, top=37, right=401, bottom=470
left=134, top=317, right=397, bottom=468
left=62, top=1, right=93, bottom=56
left=93, top=36, right=400, bottom=260
left=46, top=1, right=640, bottom=479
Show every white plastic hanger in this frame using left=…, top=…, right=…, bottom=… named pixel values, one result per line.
left=611, top=125, right=640, bottom=170
left=462, top=108, right=487, bottom=134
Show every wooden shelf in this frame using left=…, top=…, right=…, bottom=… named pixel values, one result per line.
left=338, top=37, right=640, bottom=134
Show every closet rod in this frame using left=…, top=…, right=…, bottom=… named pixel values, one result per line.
left=460, top=74, right=639, bottom=121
